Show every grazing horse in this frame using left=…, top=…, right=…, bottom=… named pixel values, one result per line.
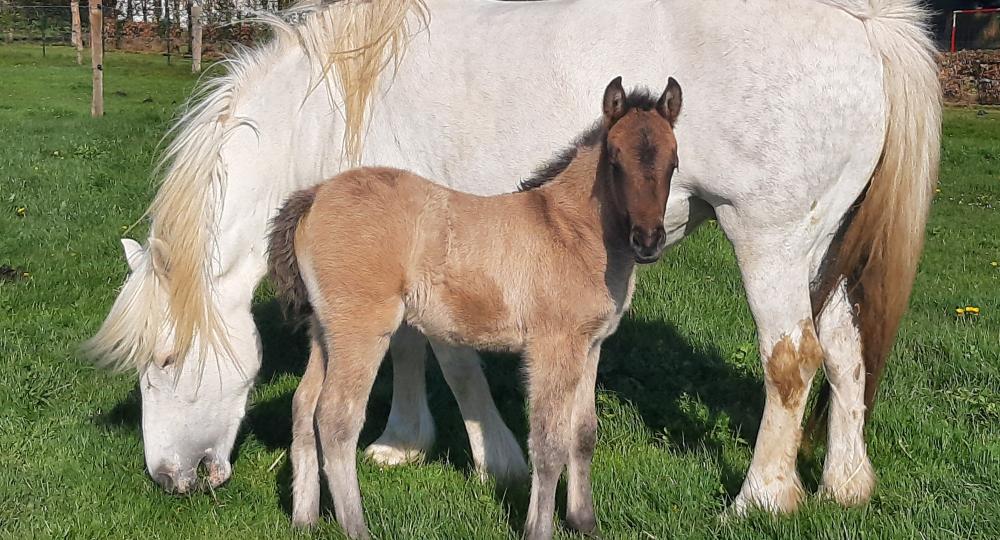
left=86, top=0, right=940, bottom=514
left=269, top=77, right=682, bottom=540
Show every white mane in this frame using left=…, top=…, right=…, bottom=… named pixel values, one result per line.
left=85, top=0, right=428, bottom=371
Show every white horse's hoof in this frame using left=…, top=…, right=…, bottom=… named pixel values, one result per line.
left=364, top=441, right=427, bottom=466
left=475, top=434, right=529, bottom=485
left=727, top=476, right=805, bottom=517
left=820, top=458, right=875, bottom=506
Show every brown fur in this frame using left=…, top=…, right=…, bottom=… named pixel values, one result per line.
left=765, top=320, right=825, bottom=409
left=268, top=78, right=682, bottom=540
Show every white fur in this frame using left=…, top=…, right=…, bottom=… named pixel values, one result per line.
left=816, top=281, right=876, bottom=505
left=91, top=0, right=939, bottom=510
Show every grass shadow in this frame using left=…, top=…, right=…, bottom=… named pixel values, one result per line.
left=598, top=316, right=764, bottom=496
left=95, top=386, right=141, bottom=433
left=245, top=298, right=768, bottom=525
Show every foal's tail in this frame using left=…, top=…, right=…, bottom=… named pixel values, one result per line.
left=268, top=187, right=320, bottom=319
left=810, top=0, right=941, bottom=428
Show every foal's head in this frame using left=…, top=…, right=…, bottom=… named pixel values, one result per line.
left=601, top=76, right=682, bottom=263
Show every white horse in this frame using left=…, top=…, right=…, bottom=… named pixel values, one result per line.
left=87, top=0, right=939, bottom=514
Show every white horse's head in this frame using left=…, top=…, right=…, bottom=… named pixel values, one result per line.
left=102, top=239, right=260, bottom=493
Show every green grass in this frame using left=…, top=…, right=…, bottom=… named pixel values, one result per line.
left=2, top=44, right=999, bottom=539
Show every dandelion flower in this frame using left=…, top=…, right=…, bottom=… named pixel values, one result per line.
left=956, top=308, right=966, bottom=316
left=966, top=306, right=980, bottom=315
left=15, top=206, right=26, bottom=217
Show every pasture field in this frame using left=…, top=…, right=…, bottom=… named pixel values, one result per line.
left=1, top=45, right=998, bottom=539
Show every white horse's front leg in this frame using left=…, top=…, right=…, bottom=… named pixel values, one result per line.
left=726, top=237, right=824, bottom=515
left=429, top=340, right=529, bottom=484
left=816, top=280, right=875, bottom=505
left=364, top=324, right=436, bottom=465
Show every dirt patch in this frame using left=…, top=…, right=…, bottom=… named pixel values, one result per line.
left=940, top=50, right=1000, bottom=105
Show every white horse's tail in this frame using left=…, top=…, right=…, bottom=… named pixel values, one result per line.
left=85, top=0, right=428, bottom=371
left=812, top=0, right=941, bottom=421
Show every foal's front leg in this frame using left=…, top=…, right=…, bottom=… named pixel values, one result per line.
left=523, top=338, right=589, bottom=540
left=566, top=343, right=602, bottom=535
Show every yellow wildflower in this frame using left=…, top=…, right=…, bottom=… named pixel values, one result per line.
left=956, top=308, right=966, bottom=316
left=15, top=206, right=26, bottom=217
left=966, top=306, right=980, bottom=315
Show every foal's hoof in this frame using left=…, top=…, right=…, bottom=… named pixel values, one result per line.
left=291, top=515, right=317, bottom=529
left=567, top=518, right=602, bottom=538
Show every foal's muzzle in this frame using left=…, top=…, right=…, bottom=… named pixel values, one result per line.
left=630, top=226, right=666, bottom=264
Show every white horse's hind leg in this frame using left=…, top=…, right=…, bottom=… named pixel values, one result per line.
left=816, top=280, right=875, bottom=505
left=725, top=236, right=824, bottom=515
left=429, top=340, right=529, bottom=484
left=364, top=324, right=435, bottom=466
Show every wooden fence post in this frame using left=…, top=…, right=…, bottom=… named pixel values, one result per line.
left=90, top=1, right=103, bottom=117
left=71, top=1, right=82, bottom=65
left=191, top=1, right=202, bottom=73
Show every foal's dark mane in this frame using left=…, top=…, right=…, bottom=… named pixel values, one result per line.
left=518, top=89, right=661, bottom=192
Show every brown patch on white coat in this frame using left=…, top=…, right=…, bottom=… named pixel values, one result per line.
left=766, top=319, right=825, bottom=410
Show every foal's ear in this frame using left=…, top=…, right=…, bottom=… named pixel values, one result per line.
left=603, top=76, right=627, bottom=125
left=657, top=77, right=683, bottom=126
left=120, top=238, right=144, bottom=272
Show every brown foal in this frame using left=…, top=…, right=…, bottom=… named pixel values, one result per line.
left=267, top=76, right=682, bottom=540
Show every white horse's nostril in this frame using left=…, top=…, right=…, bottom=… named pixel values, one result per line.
left=153, top=468, right=177, bottom=493
left=204, top=458, right=233, bottom=488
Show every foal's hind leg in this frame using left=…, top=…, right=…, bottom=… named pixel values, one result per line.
left=723, top=234, right=824, bottom=515
left=364, top=324, right=436, bottom=466
left=566, top=343, right=602, bottom=535
left=815, top=280, right=875, bottom=505
left=523, top=338, right=589, bottom=540
left=316, top=302, right=403, bottom=540
left=291, top=323, right=326, bottom=527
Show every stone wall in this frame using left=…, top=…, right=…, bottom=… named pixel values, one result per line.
left=940, top=50, right=1000, bottom=105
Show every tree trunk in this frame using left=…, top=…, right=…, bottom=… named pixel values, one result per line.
left=191, top=1, right=202, bottom=73
left=71, top=0, right=83, bottom=65
left=90, top=0, right=104, bottom=117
